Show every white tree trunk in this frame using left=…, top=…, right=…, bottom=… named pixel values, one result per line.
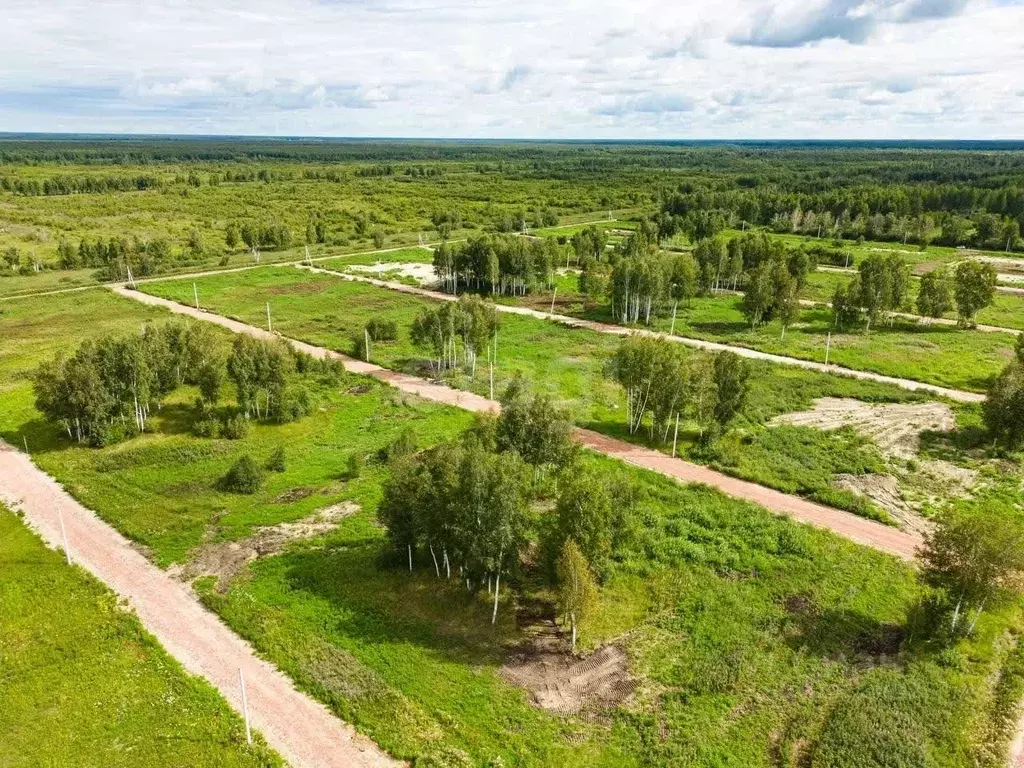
left=491, top=570, right=501, bottom=625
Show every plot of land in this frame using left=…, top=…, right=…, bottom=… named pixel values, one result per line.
left=0, top=506, right=280, bottom=768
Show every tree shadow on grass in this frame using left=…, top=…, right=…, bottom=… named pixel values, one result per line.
left=279, top=542, right=529, bottom=669
left=1, top=417, right=74, bottom=455
left=151, top=401, right=205, bottom=437
left=919, top=425, right=991, bottom=461
left=781, top=598, right=908, bottom=664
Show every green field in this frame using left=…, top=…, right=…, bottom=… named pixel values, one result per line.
left=0, top=506, right=280, bottom=768
left=3, top=290, right=1023, bottom=766
left=5, top=139, right=1024, bottom=767
left=139, top=267, right=984, bottom=522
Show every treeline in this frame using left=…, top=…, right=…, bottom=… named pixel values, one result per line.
left=55, top=230, right=210, bottom=278
left=432, top=235, right=561, bottom=295
left=33, top=322, right=333, bottom=446
left=575, top=223, right=813, bottom=332
left=660, top=184, right=1024, bottom=250
left=0, top=174, right=160, bottom=196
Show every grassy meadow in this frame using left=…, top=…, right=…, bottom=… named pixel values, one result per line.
left=0, top=506, right=281, bottom=768
left=140, top=266, right=983, bottom=522
left=3, top=289, right=1023, bottom=767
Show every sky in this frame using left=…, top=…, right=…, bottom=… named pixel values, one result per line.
left=2, top=0, right=1023, bottom=139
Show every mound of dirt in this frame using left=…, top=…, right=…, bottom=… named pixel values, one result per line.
left=172, top=502, right=358, bottom=589
left=771, top=397, right=955, bottom=459
left=500, top=644, right=636, bottom=717
left=500, top=600, right=636, bottom=716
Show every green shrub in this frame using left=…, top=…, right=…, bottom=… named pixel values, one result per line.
left=365, top=318, right=398, bottom=342
left=221, top=455, right=263, bottom=494
left=347, top=452, right=364, bottom=478
left=193, top=418, right=221, bottom=438
left=222, top=413, right=250, bottom=440
left=266, top=446, right=286, bottom=472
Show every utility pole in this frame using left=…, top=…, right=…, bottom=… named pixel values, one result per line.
left=57, top=506, right=71, bottom=565
left=549, top=287, right=557, bottom=317
left=238, top=669, right=252, bottom=744
left=825, top=332, right=832, bottom=366
left=489, top=360, right=494, bottom=400
left=672, top=413, right=680, bottom=458
left=125, top=263, right=136, bottom=289
left=305, top=245, right=312, bottom=266
left=364, top=328, right=371, bottom=362
left=266, top=302, right=272, bottom=333
left=193, top=282, right=199, bottom=309
left=670, top=301, right=678, bottom=335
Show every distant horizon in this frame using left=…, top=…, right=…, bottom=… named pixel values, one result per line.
left=2, top=132, right=1023, bottom=147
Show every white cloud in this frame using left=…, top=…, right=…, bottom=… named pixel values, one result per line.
left=0, top=0, right=1021, bottom=137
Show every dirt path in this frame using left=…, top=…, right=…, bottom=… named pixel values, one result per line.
left=113, top=285, right=922, bottom=561
left=296, top=264, right=986, bottom=404
left=0, top=441, right=399, bottom=768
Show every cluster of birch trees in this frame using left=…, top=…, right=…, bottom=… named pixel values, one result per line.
left=377, top=384, right=578, bottom=624
left=610, top=336, right=750, bottom=445
left=432, top=235, right=559, bottom=296
left=411, top=295, right=500, bottom=375
left=33, top=322, right=327, bottom=446
left=832, top=254, right=996, bottom=331
left=33, top=322, right=225, bottom=445
left=577, top=224, right=814, bottom=334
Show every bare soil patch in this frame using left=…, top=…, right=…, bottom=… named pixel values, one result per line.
left=499, top=599, right=636, bottom=717
left=172, top=502, right=358, bottom=588
left=772, top=398, right=972, bottom=532
left=835, top=473, right=930, bottom=536
left=771, top=397, right=955, bottom=459
left=347, top=262, right=437, bottom=286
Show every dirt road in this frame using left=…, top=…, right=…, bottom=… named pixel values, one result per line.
left=115, top=285, right=922, bottom=560
left=0, top=440, right=399, bottom=768
left=296, top=265, right=986, bottom=404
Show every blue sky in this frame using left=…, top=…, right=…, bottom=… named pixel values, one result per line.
left=2, top=0, right=1022, bottom=138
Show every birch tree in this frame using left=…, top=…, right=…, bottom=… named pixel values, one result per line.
left=556, top=540, right=597, bottom=651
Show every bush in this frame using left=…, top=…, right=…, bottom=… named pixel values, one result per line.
left=347, top=452, right=364, bottom=478
left=221, top=455, right=264, bottom=494
left=193, top=418, right=222, bottom=438
left=89, top=421, right=139, bottom=448
left=278, top=388, right=312, bottom=423
left=222, top=413, right=250, bottom=440
left=365, top=318, right=398, bottom=342
left=377, top=428, right=417, bottom=464
left=266, top=446, right=286, bottom=472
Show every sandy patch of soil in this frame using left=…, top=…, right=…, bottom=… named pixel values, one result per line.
left=499, top=600, right=636, bottom=717
left=835, top=473, right=930, bottom=536
left=171, top=502, right=358, bottom=588
left=976, top=255, right=1024, bottom=274
left=869, top=246, right=918, bottom=256
left=771, top=397, right=955, bottom=459
left=347, top=262, right=437, bottom=286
